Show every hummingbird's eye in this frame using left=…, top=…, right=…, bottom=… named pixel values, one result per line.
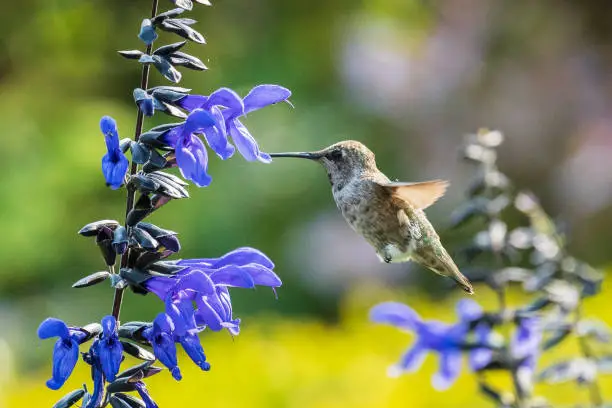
left=330, top=149, right=343, bottom=160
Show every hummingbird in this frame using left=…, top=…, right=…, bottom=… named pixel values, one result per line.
left=269, top=140, right=474, bottom=294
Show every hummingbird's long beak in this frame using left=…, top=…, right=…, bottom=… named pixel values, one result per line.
left=269, top=152, right=324, bottom=160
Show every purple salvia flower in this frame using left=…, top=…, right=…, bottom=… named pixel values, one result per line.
left=162, top=109, right=217, bottom=187
left=100, top=116, right=129, bottom=190
left=222, top=85, right=291, bottom=163
left=93, top=315, right=123, bottom=382
left=370, top=301, right=479, bottom=390
left=37, top=318, right=91, bottom=390
left=142, top=313, right=182, bottom=380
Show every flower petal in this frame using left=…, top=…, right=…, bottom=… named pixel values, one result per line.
left=210, top=247, right=275, bottom=269
left=455, top=299, right=483, bottom=322
left=46, top=338, right=79, bottom=390
left=432, top=351, right=462, bottom=391
left=177, top=95, right=209, bottom=112
left=369, top=302, right=420, bottom=331
left=202, top=107, right=235, bottom=160
left=209, top=266, right=255, bottom=288
left=101, top=315, right=116, bottom=337
left=38, top=318, right=70, bottom=340
left=180, top=333, right=210, bottom=371
left=195, top=296, right=223, bottom=331
left=100, top=116, right=119, bottom=148
left=184, top=109, right=216, bottom=135
left=96, top=338, right=123, bottom=382
left=204, top=87, right=244, bottom=113
left=469, top=323, right=493, bottom=371
left=175, top=134, right=212, bottom=187
left=388, top=343, right=427, bottom=377
left=228, top=119, right=261, bottom=162
left=243, top=85, right=291, bottom=114
left=242, top=264, right=281, bottom=287
left=102, top=153, right=129, bottom=190
left=176, top=270, right=215, bottom=295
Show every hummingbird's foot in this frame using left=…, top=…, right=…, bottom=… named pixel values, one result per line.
left=383, top=255, right=392, bottom=263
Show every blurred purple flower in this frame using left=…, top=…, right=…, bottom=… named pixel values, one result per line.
left=370, top=299, right=488, bottom=390
left=512, top=316, right=541, bottom=373
left=93, top=315, right=123, bottom=382
left=100, top=116, right=129, bottom=190
left=37, top=318, right=91, bottom=390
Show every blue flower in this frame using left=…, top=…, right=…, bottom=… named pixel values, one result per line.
left=149, top=248, right=280, bottom=332
left=512, top=316, right=541, bottom=373
left=177, top=85, right=291, bottom=163
left=173, top=87, right=244, bottom=160
left=454, top=299, right=493, bottom=371
left=161, top=109, right=217, bottom=186
left=93, top=315, right=123, bottom=382
left=100, top=116, right=129, bottom=190
left=370, top=300, right=483, bottom=390
left=37, top=318, right=90, bottom=390
left=142, top=313, right=181, bottom=380
left=141, top=247, right=280, bottom=378
left=165, top=297, right=210, bottom=371
left=221, top=85, right=291, bottom=163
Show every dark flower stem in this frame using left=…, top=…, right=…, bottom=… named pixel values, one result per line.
left=111, top=0, right=159, bottom=321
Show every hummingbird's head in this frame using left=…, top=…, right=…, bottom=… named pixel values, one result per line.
left=269, top=140, right=377, bottom=189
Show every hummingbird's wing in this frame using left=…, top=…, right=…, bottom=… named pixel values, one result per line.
left=377, top=180, right=449, bottom=209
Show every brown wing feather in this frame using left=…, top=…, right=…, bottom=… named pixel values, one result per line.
left=377, top=180, right=449, bottom=209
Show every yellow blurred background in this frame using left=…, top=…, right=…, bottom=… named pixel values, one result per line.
left=7, top=284, right=612, bottom=407
left=1, top=0, right=612, bottom=407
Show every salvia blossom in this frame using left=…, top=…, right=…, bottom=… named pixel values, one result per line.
left=163, top=109, right=217, bottom=186
left=175, top=84, right=292, bottom=164
left=370, top=299, right=490, bottom=390
left=92, top=315, right=123, bottom=382
left=222, top=84, right=292, bottom=163
left=37, top=318, right=93, bottom=390
left=512, top=316, right=541, bottom=377
left=42, top=2, right=288, bottom=406
left=100, top=116, right=129, bottom=190
left=140, top=247, right=281, bottom=378
left=142, top=313, right=182, bottom=380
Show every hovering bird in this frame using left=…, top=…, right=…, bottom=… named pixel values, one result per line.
left=270, top=140, right=474, bottom=294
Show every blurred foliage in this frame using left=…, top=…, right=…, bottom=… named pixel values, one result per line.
left=6, top=284, right=612, bottom=408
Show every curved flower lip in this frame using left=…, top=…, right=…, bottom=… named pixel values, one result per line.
left=369, top=302, right=421, bottom=331
left=178, top=247, right=275, bottom=270
left=38, top=318, right=88, bottom=390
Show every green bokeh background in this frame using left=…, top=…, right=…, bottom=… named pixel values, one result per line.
left=1, top=0, right=611, bottom=406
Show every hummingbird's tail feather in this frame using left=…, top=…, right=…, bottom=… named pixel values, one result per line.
left=413, top=248, right=475, bottom=295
